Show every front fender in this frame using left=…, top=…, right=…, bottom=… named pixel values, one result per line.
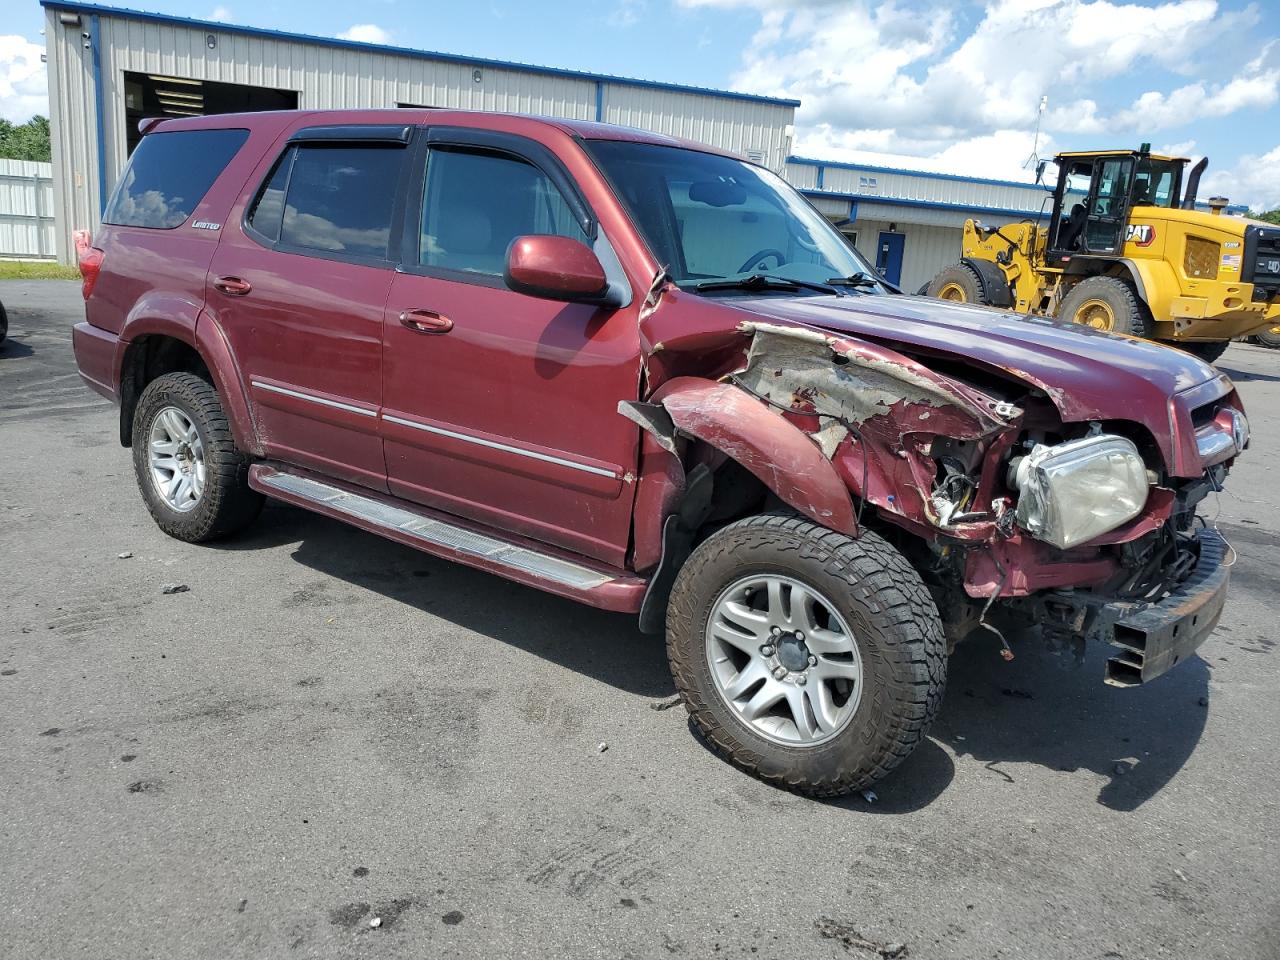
left=651, top=377, right=857, bottom=536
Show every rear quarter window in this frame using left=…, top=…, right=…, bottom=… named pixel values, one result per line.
left=103, top=128, right=249, bottom=229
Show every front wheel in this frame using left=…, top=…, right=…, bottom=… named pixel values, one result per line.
left=666, top=515, right=946, bottom=797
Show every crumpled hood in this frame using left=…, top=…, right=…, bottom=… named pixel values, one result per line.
left=734, top=292, right=1220, bottom=425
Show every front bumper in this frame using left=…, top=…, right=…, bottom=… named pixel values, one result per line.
left=1102, top=529, right=1229, bottom=686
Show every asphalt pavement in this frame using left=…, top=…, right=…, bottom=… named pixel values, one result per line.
left=1, top=278, right=1277, bottom=959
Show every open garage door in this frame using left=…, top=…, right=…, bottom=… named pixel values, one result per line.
left=123, top=72, right=298, bottom=154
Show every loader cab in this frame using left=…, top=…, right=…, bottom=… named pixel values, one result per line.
left=1046, top=149, right=1186, bottom=261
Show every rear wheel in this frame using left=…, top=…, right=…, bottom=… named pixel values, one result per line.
left=1177, top=340, right=1230, bottom=364
left=666, top=515, right=946, bottom=797
left=0, top=298, right=8, bottom=344
left=926, top=263, right=985, bottom=304
left=1254, top=326, right=1280, bottom=349
left=132, top=372, right=262, bottom=542
left=1056, top=276, right=1150, bottom=337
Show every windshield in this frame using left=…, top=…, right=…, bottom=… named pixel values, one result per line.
left=584, top=140, right=884, bottom=294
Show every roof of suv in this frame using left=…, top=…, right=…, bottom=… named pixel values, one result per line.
left=145, top=109, right=744, bottom=160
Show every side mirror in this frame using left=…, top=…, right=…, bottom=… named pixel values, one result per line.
left=504, top=235, right=615, bottom=305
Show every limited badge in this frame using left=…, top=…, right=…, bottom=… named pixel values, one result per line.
left=192, top=221, right=222, bottom=231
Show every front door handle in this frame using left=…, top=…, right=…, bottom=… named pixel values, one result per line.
left=400, top=309, right=453, bottom=334
left=214, top=276, right=252, bottom=296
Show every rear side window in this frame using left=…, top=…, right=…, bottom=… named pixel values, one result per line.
left=104, top=129, right=248, bottom=229
left=247, top=144, right=406, bottom=261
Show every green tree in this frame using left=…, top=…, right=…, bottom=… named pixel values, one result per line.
left=1253, top=209, right=1280, bottom=225
left=0, top=116, right=52, bottom=163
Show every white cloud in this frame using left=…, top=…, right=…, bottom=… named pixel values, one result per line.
left=1201, top=144, right=1280, bottom=211
left=337, top=24, right=392, bottom=44
left=0, top=35, right=47, bottom=123
left=609, top=0, right=646, bottom=27
left=208, top=6, right=232, bottom=21
left=684, top=0, right=1272, bottom=169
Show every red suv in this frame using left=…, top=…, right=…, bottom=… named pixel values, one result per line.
left=73, top=110, right=1245, bottom=796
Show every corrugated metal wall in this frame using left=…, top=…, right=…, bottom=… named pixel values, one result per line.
left=0, top=159, right=57, bottom=259
left=787, top=159, right=1055, bottom=215
left=602, top=86, right=792, bottom=171
left=44, top=7, right=796, bottom=262
left=848, top=221, right=965, bottom=294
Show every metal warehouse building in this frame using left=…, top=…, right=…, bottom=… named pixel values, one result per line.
left=40, top=0, right=1065, bottom=291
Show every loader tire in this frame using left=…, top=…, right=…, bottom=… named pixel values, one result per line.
left=1177, top=340, right=1230, bottom=364
left=1254, top=326, right=1280, bottom=349
left=926, top=264, right=986, bottom=304
left=1056, top=276, right=1151, bottom=337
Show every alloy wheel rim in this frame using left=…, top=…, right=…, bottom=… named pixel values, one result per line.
left=148, top=406, right=206, bottom=513
left=705, top=574, right=863, bottom=747
left=1076, top=298, right=1116, bottom=330
left=938, top=281, right=967, bottom=302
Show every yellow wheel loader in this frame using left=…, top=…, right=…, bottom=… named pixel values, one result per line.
left=925, top=146, right=1280, bottom=363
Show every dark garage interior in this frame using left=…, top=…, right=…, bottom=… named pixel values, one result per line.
left=123, top=71, right=298, bottom=153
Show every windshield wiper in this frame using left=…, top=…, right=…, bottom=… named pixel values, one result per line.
left=694, top=273, right=841, bottom=296
left=825, top=272, right=880, bottom=289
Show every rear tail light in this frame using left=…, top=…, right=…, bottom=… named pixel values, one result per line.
left=79, top=244, right=104, bottom=300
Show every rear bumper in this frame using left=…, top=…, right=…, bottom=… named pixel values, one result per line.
left=72, top=321, right=119, bottom=402
left=1103, top=530, right=1229, bottom=686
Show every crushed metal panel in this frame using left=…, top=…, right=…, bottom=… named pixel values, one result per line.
left=654, top=377, right=857, bottom=535
left=733, top=321, right=1010, bottom=457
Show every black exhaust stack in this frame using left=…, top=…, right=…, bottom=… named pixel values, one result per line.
left=1182, top=157, right=1208, bottom=210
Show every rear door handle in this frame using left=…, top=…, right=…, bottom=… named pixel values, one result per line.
left=214, top=276, right=252, bottom=296
left=399, top=309, right=453, bottom=334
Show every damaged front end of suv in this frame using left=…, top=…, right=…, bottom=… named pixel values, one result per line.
left=637, top=298, right=1244, bottom=688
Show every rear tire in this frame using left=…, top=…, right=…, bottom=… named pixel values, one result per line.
left=131, top=372, right=262, bottom=543
left=666, top=515, right=946, bottom=797
left=1056, top=276, right=1150, bottom=337
left=1254, top=327, right=1280, bottom=349
left=0, top=299, right=8, bottom=344
left=1177, top=340, right=1230, bottom=364
left=926, top=263, right=986, bottom=304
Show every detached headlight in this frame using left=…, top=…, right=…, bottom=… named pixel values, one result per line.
left=1010, top=435, right=1149, bottom=549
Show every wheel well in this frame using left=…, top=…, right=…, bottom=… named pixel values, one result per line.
left=118, top=335, right=212, bottom=447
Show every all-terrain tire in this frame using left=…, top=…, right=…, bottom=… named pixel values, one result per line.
left=1177, top=340, right=1230, bottom=364
left=131, top=372, right=262, bottom=542
left=666, top=514, right=946, bottom=797
left=1056, top=275, right=1151, bottom=337
left=1253, top=327, right=1280, bottom=349
left=926, top=263, right=987, bottom=304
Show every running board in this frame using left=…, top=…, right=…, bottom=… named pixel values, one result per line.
left=249, top=464, right=646, bottom=613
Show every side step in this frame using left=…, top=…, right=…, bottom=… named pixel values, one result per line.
left=249, top=464, right=646, bottom=613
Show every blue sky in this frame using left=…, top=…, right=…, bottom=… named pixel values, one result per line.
left=4, top=0, right=1280, bottom=207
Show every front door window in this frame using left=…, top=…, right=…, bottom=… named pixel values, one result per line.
left=1083, top=157, right=1133, bottom=253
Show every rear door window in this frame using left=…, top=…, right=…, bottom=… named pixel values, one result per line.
left=104, top=128, right=248, bottom=228
left=247, top=143, right=407, bottom=261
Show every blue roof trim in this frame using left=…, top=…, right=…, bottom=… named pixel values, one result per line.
left=802, top=188, right=1050, bottom=221
left=793, top=157, right=1252, bottom=215
left=789, top=155, right=1050, bottom=193
left=40, top=0, right=802, bottom=108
